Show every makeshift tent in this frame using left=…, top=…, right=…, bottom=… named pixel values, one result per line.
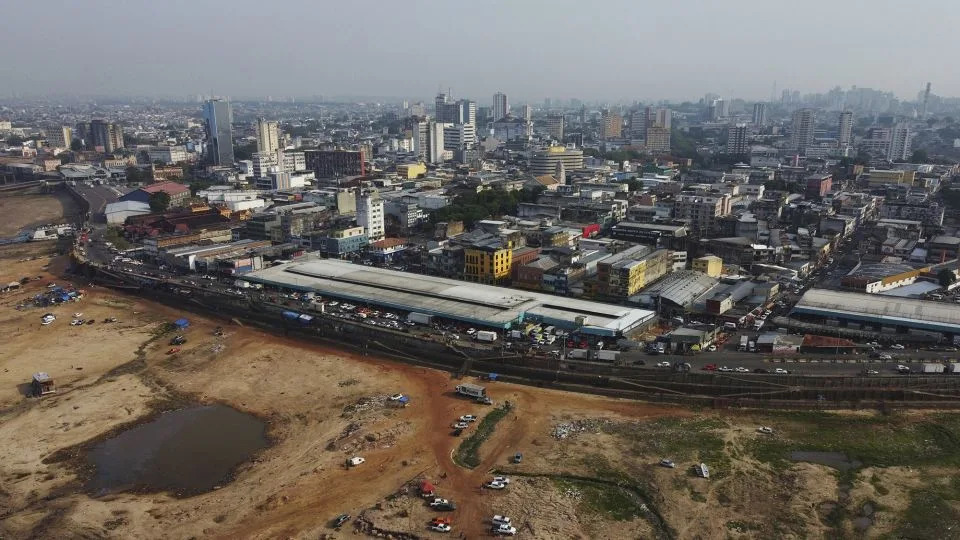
left=420, top=480, right=435, bottom=496
left=173, top=318, right=190, bottom=329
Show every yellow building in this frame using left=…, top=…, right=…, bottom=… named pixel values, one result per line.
left=692, top=255, right=723, bottom=277
left=864, top=169, right=915, bottom=186
left=396, top=162, right=427, bottom=179
left=464, top=244, right=513, bottom=284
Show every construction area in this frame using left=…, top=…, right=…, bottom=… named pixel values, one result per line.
left=1, top=194, right=960, bottom=539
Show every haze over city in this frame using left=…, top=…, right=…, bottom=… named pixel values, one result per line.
left=1, top=0, right=956, bottom=101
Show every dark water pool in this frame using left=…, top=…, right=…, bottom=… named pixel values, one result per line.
left=85, top=404, right=268, bottom=496
left=789, top=451, right=862, bottom=471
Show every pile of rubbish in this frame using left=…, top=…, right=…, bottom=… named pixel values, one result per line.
left=551, top=418, right=612, bottom=439
left=341, top=395, right=390, bottom=416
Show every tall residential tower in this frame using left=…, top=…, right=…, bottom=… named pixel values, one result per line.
left=203, top=98, right=234, bottom=166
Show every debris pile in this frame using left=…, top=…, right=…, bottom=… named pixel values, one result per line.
left=551, top=418, right=612, bottom=439
left=341, top=395, right=390, bottom=416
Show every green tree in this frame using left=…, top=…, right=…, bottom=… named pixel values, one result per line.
left=938, top=268, right=957, bottom=288
left=148, top=191, right=171, bottom=212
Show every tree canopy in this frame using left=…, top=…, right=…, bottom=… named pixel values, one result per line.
left=430, top=187, right=541, bottom=227
left=148, top=191, right=171, bottom=212
left=938, top=268, right=957, bottom=288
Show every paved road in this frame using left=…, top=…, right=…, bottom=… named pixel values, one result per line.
left=72, top=184, right=125, bottom=219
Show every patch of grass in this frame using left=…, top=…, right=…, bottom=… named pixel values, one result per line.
left=870, top=473, right=890, bottom=496
left=690, top=491, right=707, bottom=503
left=453, top=402, right=512, bottom=468
left=726, top=520, right=761, bottom=532
left=553, top=478, right=645, bottom=521
left=745, top=412, right=960, bottom=470
left=896, top=479, right=960, bottom=539
left=606, top=416, right=728, bottom=465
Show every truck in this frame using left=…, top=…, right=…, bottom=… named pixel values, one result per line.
left=921, top=363, right=946, bottom=374
left=596, top=350, right=621, bottom=362
left=455, top=383, right=487, bottom=398
left=748, top=340, right=757, bottom=353
left=234, top=279, right=251, bottom=288
left=567, top=349, right=589, bottom=360
left=476, top=330, right=498, bottom=342
left=509, top=330, right=524, bottom=339
left=739, top=336, right=749, bottom=351
left=952, top=363, right=960, bottom=374
left=407, top=312, right=433, bottom=325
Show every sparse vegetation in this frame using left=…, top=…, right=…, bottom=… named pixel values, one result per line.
left=453, top=402, right=512, bottom=468
left=553, top=478, right=646, bottom=521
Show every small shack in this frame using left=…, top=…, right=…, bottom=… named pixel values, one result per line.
left=173, top=318, right=190, bottom=330
left=32, top=372, right=56, bottom=396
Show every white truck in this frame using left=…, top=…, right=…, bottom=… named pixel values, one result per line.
left=921, top=363, right=946, bottom=374
left=951, top=363, right=960, bottom=374
left=596, top=350, right=621, bottom=362
left=407, top=312, right=433, bottom=325
left=476, top=330, right=498, bottom=342
left=234, top=279, right=251, bottom=289
left=509, top=330, right=524, bottom=339
left=455, top=384, right=487, bottom=398
left=739, top=336, right=749, bottom=351
left=567, top=349, right=589, bottom=360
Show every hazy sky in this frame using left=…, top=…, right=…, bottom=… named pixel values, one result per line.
left=1, top=0, right=955, bottom=103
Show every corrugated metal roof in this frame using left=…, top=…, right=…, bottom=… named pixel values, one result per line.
left=794, top=288, right=960, bottom=332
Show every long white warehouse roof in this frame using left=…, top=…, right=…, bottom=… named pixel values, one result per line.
left=244, top=258, right=655, bottom=335
left=793, top=288, right=960, bottom=333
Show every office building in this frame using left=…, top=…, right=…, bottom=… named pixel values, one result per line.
left=888, top=124, right=912, bottom=161
left=790, top=108, right=816, bottom=155
left=711, top=99, right=729, bottom=120
left=726, top=123, right=749, bottom=155
left=203, top=98, right=234, bottom=166
left=655, top=108, right=671, bottom=130
left=521, top=104, right=533, bottom=123
left=838, top=111, right=853, bottom=149
left=492, top=92, right=509, bottom=121
left=544, top=114, right=564, bottom=140
left=434, top=93, right=449, bottom=121
left=436, top=98, right=476, bottom=125
left=674, top=193, right=732, bottom=234
left=529, top=146, right=584, bottom=175
left=644, top=126, right=671, bottom=154
left=46, top=126, right=72, bottom=149
left=256, top=118, right=280, bottom=154
left=356, top=191, right=385, bottom=241
left=601, top=110, right=622, bottom=139
left=752, top=103, right=767, bottom=127
left=443, top=123, right=476, bottom=151
left=83, top=120, right=124, bottom=153
left=147, top=146, right=188, bottom=165
left=304, top=149, right=365, bottom=178
left=427, top=121, right=446, bottom=163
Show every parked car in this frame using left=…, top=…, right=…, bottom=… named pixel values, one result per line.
left=656, top=361, right=671, bottom=368
left=707, top=344, right=717, bottom=352
left=429, top=498, right=457, bottom=511
left=774, top=368, right=790, bottom=375
left=702, top=364, right=717, bottom=371
left=492, top=516, right=512, bottom=526
left=430, top=523, right=452, bottom=532
left=757, top=426, right=774, bottom=435
left=735, top=367, right=750, bottom=373
left=718, top=366, right=733, bottom=372
left=491, top=476, right=511, bottom=485
left=513, top=452, right=523, bottom=464
left=332, top=514, right=350, bottom=528
left=452, top=421, right=470, bottom=429
left=659, top=459, right=676, bottom=468
left=459, top=415, right=478, bottom=422
left=484, top=480, right=507, bottom=489
left=492, top=524, right=517, bottom=536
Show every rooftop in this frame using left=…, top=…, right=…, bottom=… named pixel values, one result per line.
left=244, top=259, right=655, bottom=335
left=793, top=288, right=960, bottom=333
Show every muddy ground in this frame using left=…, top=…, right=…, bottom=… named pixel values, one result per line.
left=1, top=194, right=960, bottom=540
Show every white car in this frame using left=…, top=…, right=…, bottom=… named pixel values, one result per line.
left=73, top=312, right=83, bottom=318
left=774, top=368, right=789, bottom=375
left=347, top=456, right=365, bottom=466
left=466, top=328, right=476, bottom=335
left=492, top=515, right=512, bottom=526
left=735, top=367, right=750, bottom=373
left=718, top=366, right=733, bottom=372
left=492, top=524, right=517, bottom=536
left=707, top=345, right=717, bottom=352
left=890, top=344, right=905, bottom=350
left=659, top=459, right=676, bottom=468
left=485, top=480, right=507, bottom=489
left=878, top=354, right=893, bottom=361
left=491, top=475, right=511, bottom=484
left=430, top=523, right=452, bottom=533
left=389, top=394, right=405, bottom=401
left=757, top=426, right=774, bottom=435
left=459, top=415, right=478, bottom=422
left=656, top=361, right=671, bottom=368
left=452, top=421, right=470, bottom=429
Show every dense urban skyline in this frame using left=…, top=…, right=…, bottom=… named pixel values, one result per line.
left=1, top=0, right=957, bottom=102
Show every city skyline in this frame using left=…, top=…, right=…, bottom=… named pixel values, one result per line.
left=1, top=0, right=956, bottom=102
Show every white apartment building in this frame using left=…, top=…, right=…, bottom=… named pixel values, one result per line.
left=256, top=118, right=280, bottom=154
left=356, top=191, right=385, bottom=241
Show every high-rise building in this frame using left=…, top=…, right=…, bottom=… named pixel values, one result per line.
left=85, top=120, right=124, bottom=153
left=521, top=105, right=533, bottom=123
left=492, top=92, right=509, bottom=121
left=443, top=123, right=476, bottom=151
left=601, top=110, right=622, bottom=139
left=435, top=93, right=449, bottom=121
left=427, top=122, right=446, bottom=164
left=655, top=108, right=671, bottom=130
left=711, top=99, right=729, bottom=120
left=790, top=108, right=816, bottom=155
left=644, top=126, right=671, bottom=154
left=304, top=149, right=366, bottom=178
left=544, top=114, right=565, bottom=140
left=438, top=99, right=476, bottom=125
left=674, top=193, right=732, bottom=234
left=752, top=103, right=767, bottom=127
left=255, top=118, right=280, bottom=155
left=47, top=126, right=72, bottom=149
left=203, top=98, right=234, bottom=166
left=726, top=123, right=749, bottom=155
left=838, top=111, right=853, bottom=149
left=356, top=191, right=385, bottom=241
left=888, top=124, right=912, bottom=161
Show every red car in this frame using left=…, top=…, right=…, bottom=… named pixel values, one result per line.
left=167, top=347, right=181, bottom=354
left=702, top=363, right=717, bottom=371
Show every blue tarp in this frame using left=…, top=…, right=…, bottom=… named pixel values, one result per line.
left=397, top=396, right=410, bottom=404
left=173, top=318, right=190, bottom=329
left=488, top=373, right=499, bottom=381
